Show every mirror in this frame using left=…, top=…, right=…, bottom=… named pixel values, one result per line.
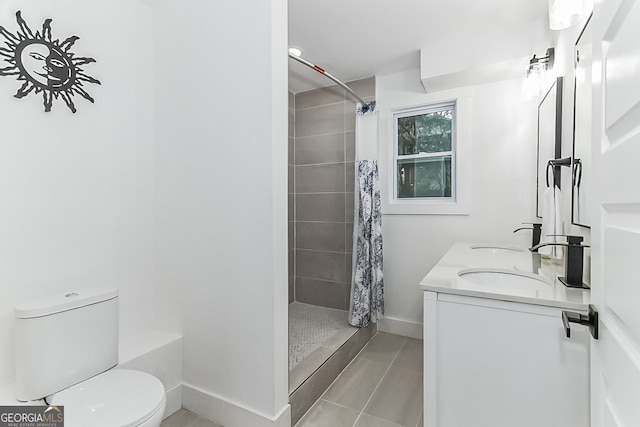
left=536, top=77, right=564, bottom=218
left=572, top=16, right=593, bottom=227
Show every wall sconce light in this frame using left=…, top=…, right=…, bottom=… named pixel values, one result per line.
left=548, top=0, right=583, bottom=30
left=528, top=47, right=555, bottom=76
left=522, top=48, right=555, bottom=99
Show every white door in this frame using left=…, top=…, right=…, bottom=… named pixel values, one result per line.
left=590, top=0, right=640, bottom=424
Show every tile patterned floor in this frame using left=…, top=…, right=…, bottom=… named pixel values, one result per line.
left=161, top=408, right=224, bottom=427
left=289, top=302, right=357, bottom=371
left=295, top=332, right=424, bottom=427
left=162, top=333, right=422, bottom=427
left=289, top=302, right=361, bottom=394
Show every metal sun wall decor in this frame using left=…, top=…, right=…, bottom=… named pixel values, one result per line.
left=0, top=11, right=100, bottom=113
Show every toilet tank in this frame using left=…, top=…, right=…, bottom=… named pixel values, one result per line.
left=15, top=287, right=119, bottom=401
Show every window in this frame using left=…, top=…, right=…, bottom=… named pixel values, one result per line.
left=380, top=87, right=471, bottom=215
left=394, top=102, right=456, bottom=200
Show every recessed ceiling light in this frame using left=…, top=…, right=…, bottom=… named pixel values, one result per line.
left=288, top=47, right=302, bottom=57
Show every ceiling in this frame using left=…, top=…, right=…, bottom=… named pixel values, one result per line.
left=288, top=0, right=550, bottom=93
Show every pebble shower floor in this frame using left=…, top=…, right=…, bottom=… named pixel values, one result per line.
left=288, top=302, right=356, bottom=370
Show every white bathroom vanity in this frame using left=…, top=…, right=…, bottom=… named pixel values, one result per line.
left=420, top=243, right=591, bottom=427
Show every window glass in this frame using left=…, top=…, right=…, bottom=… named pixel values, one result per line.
left=397, top=109, right=453, bottom=155
left=397, top=156, right=452, bottom=198
left=394, top=103, right=455, bottom=200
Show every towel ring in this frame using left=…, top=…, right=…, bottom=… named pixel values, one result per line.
left=546, top=162, right=554, bottom=188
left=546, top=157, right=574, bottom=188
left=573, top=159, right=582, bottom=188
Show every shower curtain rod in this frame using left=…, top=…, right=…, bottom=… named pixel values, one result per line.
left=288, top=52, right=367, bottom=106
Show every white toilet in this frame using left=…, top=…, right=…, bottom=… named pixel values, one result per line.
left=14, top=288, right=167, bottom=427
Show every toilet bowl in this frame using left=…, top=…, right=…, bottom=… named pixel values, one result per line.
left=14, top=288, right=167, bottom=427
left=51, top=369, right=166, bottom=427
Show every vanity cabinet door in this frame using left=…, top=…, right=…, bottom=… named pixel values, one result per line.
left=424, top=292, right=589, bottom=427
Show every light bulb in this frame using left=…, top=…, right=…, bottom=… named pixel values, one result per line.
left=522, top=69, right=541, bottom=100
left=548, top=0, right=583, bottom=30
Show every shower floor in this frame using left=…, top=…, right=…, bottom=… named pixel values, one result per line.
left=288, top=302, right=358, bottom=392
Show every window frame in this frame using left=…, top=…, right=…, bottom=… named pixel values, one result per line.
left=380, top=87, right=472, bottom=215
left=393, top=101, right=457, bottom=202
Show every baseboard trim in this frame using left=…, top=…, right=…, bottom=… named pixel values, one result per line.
left=163, top=383, right=182, bottom=419
left=182, top=383, right=291, bottom=427
left=378, top=317, right=423, bottom=339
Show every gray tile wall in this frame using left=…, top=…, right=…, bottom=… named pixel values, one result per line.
left=289, top=91, right=295, bottom=304
left=292, top=77, right=375, bottom=310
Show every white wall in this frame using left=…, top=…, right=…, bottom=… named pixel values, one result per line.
left=551, top=9, right=593, bottom=246
left=0, top=0, right=158, bottom=387
left=154, top=0, right=289, bottom=425
left=376, top=69, right=539, bottom=331
left=519, top=8, right=594, bottom=279
left=0, top=1, right=289, bottom=424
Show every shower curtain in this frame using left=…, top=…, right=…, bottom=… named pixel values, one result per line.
left=349, top=102, right=384, bottom=328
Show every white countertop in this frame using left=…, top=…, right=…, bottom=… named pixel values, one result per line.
left=419, top=242, right=591, bottom=310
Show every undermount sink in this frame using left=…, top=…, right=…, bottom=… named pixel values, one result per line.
left=458, top=268, right=550, bottom=294
left=469, top=245, right=525, bottom=253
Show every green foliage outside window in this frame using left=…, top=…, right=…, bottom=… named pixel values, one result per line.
left=395, top=105, right=455, bottom=199
left=397, top=109, right=452, bottom=155
left=397, top=157, right=452, bottom=198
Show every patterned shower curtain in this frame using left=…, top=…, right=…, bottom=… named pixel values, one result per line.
left=349, top=103, right=384, bottom=327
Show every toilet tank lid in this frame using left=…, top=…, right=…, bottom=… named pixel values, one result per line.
left=15, top=287, right=118, bottom=319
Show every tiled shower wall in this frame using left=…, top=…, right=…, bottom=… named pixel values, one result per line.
left=289, top=77, right=375, bottom=310
left=289, top=91, right=295, bottom=304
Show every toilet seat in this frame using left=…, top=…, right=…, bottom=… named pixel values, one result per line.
left=51, top=369, right=166, bottom=427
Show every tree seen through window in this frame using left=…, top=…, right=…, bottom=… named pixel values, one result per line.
left=395, top=104, right=455, bottom=199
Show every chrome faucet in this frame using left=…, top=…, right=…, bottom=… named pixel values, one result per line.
left=514, top=223, right=542, bottom=252
left=530, top=235, right=590, bottom=289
